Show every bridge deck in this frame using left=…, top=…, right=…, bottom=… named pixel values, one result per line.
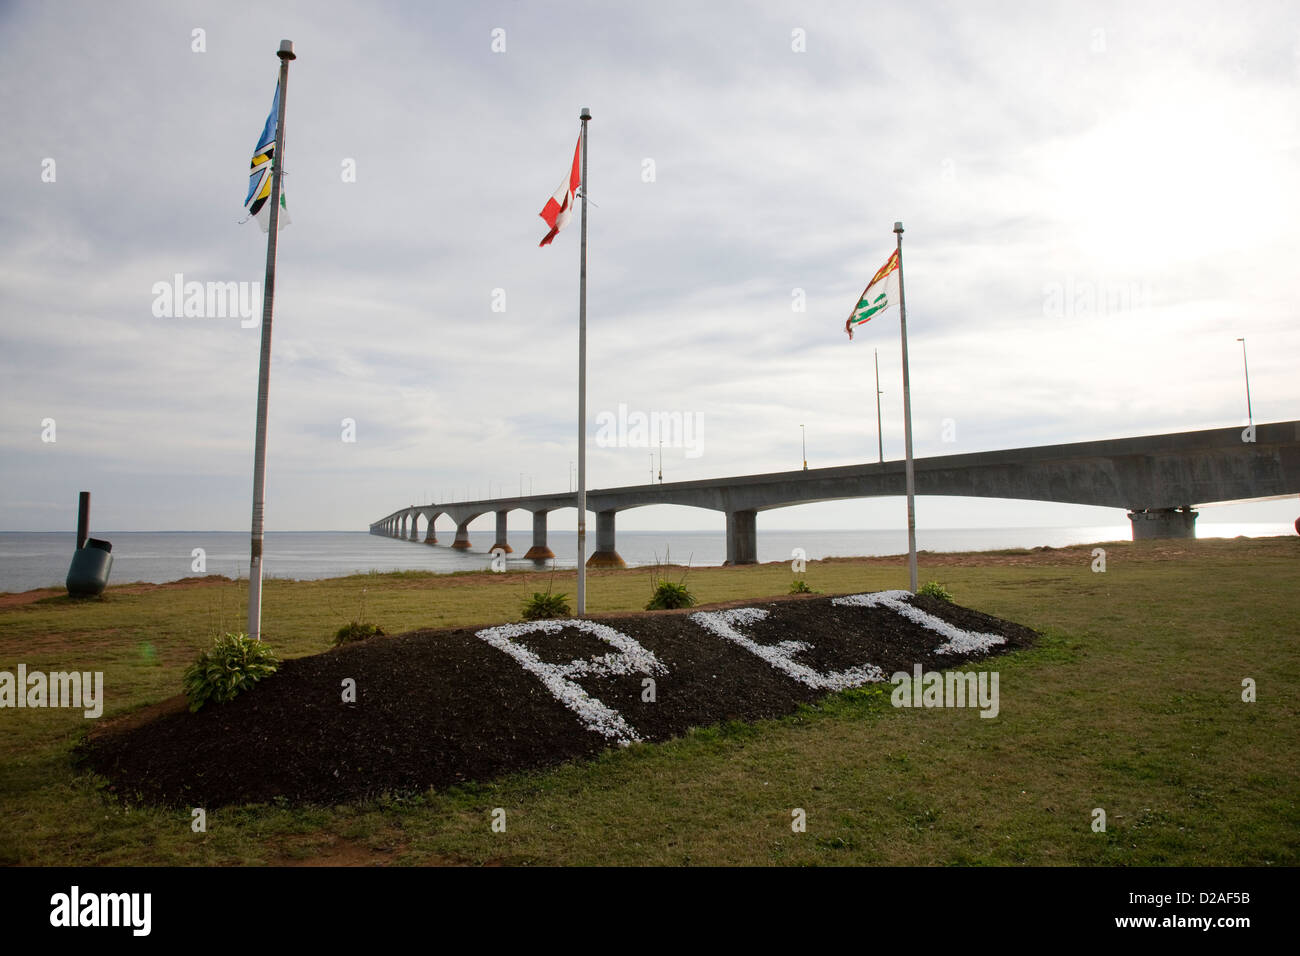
left=371, top=420, right=1300, bottom=558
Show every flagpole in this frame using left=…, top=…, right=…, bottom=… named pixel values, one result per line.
left=247, top=39, right=295, bottom=641
left=576, top=107, right=591, bottom=616
left=894, top=221, right=918, bottom=593
left=874, top=347, right=883, bottom=464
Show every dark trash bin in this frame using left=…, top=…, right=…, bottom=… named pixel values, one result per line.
left=67, top=539, right=113, bottom=596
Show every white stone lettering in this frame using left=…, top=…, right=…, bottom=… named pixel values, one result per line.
left=831, top=591, right=1006, bottom=655
left=475, top=620, right=666, bottom=745
left=689, top=607, right=884, bottom=690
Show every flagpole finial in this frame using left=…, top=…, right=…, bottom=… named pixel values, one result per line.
left=580, top=107, right=591, bottom=120
left=893, top=221, right=904, bottom=234
left=278, top=39, right=296, bottom=60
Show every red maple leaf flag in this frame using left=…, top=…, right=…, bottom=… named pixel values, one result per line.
left=538, top=132, right=582, bottom=247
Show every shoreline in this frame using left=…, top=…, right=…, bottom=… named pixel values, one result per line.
left=4, top=524, right=1294, bottom=595
left=3, top=534, right=1293, bottom=605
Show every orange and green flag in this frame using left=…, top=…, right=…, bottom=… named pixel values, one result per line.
left=845, top=250, right=899, bottom=339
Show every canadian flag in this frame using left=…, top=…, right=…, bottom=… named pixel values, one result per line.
left=538, top=132, right=582, bottom=247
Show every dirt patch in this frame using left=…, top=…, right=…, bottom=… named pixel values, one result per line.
left=77, top=592, right=1036, bottom=808
left=275, top=835, right=409, bottom=867
left=0, top=575, right=237, bottom=610
left=0, top=587, right=64, bottom=609
left=820, top=546, right=1115, bottom=568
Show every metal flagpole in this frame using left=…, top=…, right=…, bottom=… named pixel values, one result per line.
left=576, top=107, right=591, bottom=616
left=874, top=347, right=884, bottom=464
left=894, top=221, right=918, bottom=593
left=1236, top=337, right=1252, bottom=429
left=247, top=39, right=295, bottom=641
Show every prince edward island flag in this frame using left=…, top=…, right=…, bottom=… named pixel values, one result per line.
left=244, top=81, right=290, bottom=232
left=844, top=250, right=899, bottom=340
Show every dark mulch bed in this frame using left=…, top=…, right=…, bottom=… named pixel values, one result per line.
left=77, top=592, right=1037, bottom=807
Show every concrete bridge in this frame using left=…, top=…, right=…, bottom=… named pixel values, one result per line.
left=370, top=420, right=1300, bottom=566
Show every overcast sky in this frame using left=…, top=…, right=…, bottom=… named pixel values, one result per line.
left=1, top=0, right=1296, bottom=534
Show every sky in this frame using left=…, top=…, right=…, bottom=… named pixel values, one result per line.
left=1, top=0, right=1297, bottom=535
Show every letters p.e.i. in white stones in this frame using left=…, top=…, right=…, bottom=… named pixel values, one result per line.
left=475, top=619, right=667, bottom=745
left=830, top=591, right=1007, bottom=655
left=689, top=607, right=885, bottom=691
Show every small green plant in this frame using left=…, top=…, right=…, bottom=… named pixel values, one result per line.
left=334, top=621, right=384, bottom=645
left=326, top=588, right=385, bottom=645
left=789, top=579, right=817, bottom=594
left=917, top=580, right=954, bottom=602
left=522, top=591, right=571, bottom=620
left=647, top=581, right=695, bottom=609
left=182, top=633, right=281, bottom=712
left=521, top=563, right=571, bottom=620
left=646, top=549, right=696, bottom=610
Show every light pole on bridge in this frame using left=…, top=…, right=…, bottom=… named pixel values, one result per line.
left=1236, top=337, right=1253, bottom=431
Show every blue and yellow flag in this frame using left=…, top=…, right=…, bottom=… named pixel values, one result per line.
left=244, top=81, right=290, bottom=231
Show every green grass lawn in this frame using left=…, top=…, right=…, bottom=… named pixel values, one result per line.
left=0, top=536, right=1296, bottom=866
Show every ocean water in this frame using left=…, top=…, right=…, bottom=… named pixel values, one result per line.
left=0, top=523, right=1291, bottom=594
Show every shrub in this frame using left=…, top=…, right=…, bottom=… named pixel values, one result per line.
left=521, top=563, right=571, bottom=620
left=647, top=580, right=696, bottom=610
left=917, top=580, right=953, bottom=603
left=183, top=633, right=281, bottom=712
left=522, top=590, right=571, bottom=620
left=789, top=579, right=816, bottom=594
left=334, top=621, right=384, bottom=646
left=645, top=549, right=696, bottom=610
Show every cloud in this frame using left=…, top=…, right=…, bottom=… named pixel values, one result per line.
left=1, top=0, right=1296, bottom=534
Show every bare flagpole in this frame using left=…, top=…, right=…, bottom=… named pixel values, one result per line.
left=576, top=107, right=591, bottom=616
left=247, top=39, right=295, bottom=641
left=874, top=347, right=884, bottom=464
left=894, top=221, right=918, bottom=593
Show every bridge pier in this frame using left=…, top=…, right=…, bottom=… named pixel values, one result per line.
left=523, top=511, right=555, bottom=560
left=492, top=511, right=513, bottom=553
left=724, top=509, right=758, bottom=565
left=1128, top=506, right=1197, bottom=540
left=451, top=520, right=473, bottom=550
left=424, top=515, right=437, bottom=544
left=587, top=510, right=627, bottom=568
left=409, top=514, right=419, bottom=541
